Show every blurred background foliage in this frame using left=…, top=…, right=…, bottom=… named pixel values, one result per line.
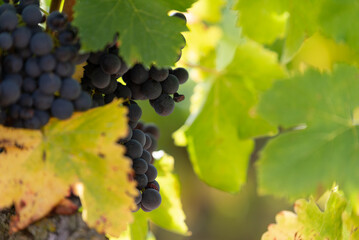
left=136, top=0, right=359, bottom=238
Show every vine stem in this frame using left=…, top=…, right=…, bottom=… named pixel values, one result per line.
left=50, top=0, right=62, bottom=13
left=63, top=0, right=76, bottom=21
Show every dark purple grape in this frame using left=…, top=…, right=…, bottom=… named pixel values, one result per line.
left=33, top=90, right=54, bottom=110
left=132, top=129, right=146, bottom=146
left=74, top=91, right=92, bottom=111
left=133, top=158, right=148, bottom=174
left=125, top=139, right=143, bottom=159
left=0, top=32, right=13, bottom=50
left=161, top=74, right=179, bottom=94
left=4, top=54, right=23, bottom=73
left=12, top=27, right=32, bottom=49
left=135, top=174, right=148, bottom=189
left=0, top=80, right=20, bottom=107
left=141, top=80, right=162, bottom=100
left=56, top=62, right=75, bottom=77
left=128, top=64, right=149, bottom=84
left=39, top=73, right=61, bottom=94
left=22, top=4, right=42, bottom=26
left=150, top=94, right=175, bottom=116
left=149, top=66, right=169, bottom=82
left=60, top=78, right=81, bottom=100
left=30, top=32, right=53, bottom=55
left=141, top=150, right=151, bottom=164
left=173, top=67, right=189, bottom=84
left=90, top=67, right=110, bottom=89
left=143, top=134, right=152, bottom=150
left=25, top=57, right=41, bottom=77
left=34, top=110, right=50, bottom=126
left=39, top=54, right=56, bottom=72
left=114, top=83, right=132, bottom=99
left=145, top=164, right=158, bottom=182
left=51, top=98, right=74, bottom=120
left=100, top=53, right=121, bottom=75
left=143, top=124, right=160, bottom=139
left=55, top=46, right=76, bottom=62
left=0, top=11, right=18, bottom=31
left=141, top=189, right=161, bottom=211
left=22, top=77, right=37, bottom=93
left=46, top=11, right=67, bottom=31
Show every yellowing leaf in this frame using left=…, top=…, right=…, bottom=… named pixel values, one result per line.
left=0, top=100, right=137, bottom=237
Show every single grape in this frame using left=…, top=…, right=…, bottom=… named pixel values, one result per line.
left=135, top=174, right=148, bottom=190
left=39, top=54, right=56, bottom=72
left=161, top=74, right=179, bottom=94
left=30, top=32, right=53, bottom=55
left=74, top=91, right=92, bottom=111
left=58, top=29, right=77, bottom=45
left=33, top=90, right=54, bottom=110
left=4, top=74, right=23, bottom=86
left=132, top=129, right=146, bottom=147
left=25, top=57, right=41, bottom=77
left=46, top=11, right=67, bottom=31
left=132, top=158, right=148, bottom=175
left=88, top=51, right=104, bottom=64
left=22, top=4, right=42, bottom=26
left=173, top=67, right=189, bottom=84
left=90, top=67, right=111, bottom=89
left=126, top=82, right=146, bottom=100
left=100, top=53, right=121, bottom=75
left=39, top=73, right=61, bottom=94
left=12, top=27, right=32, bottom=49
left=56, top=62, right=75, bottom=77
left=128, top=64, right=149, bottom=84
left=146, top=133, right=157, bottom=153
left=149, top=66, right=169, bottom=82
left=51, top=98, right=74, bottom=120
left=151, top=94, right=175, bottom=116
left=114, top=83, right=132, bottom=99
left=0, top=32, right=13, bottom=50
left=98, top=77, right=118, bottom=94
left=141, top=189, right=161, bottom=211
left=141, top=150, right=151, bottom=164
left=0, top=11, right=18, bottom=31
left=125, top=139, right=143, bottom=159
left=0, top=3, right=16, bottom=15
left=141, top=79, right=162, bottom=100
left=0, top=80, right=20, bottom=107
left=145, top=164, right=158, bottom=182
left=60, top=78, right=81, bottom=100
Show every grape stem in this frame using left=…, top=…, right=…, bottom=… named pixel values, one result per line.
left=50, top=0, right=63, bottom=13
left=63, top=0, right=76, bottom=22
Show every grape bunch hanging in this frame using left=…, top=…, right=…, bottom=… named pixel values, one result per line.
left=0, top=0, right=92, bottom=129
left=0, top=0, right=190, bottom=213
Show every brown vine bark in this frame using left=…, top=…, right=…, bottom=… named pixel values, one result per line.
left=49, top=0, right=62, bottom=13
left=0, top=208, right=108, bottom=240
left=62, top=0, right=76, bottom=21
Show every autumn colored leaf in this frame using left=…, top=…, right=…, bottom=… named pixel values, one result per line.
left=0, top=100, right=137, bottom=237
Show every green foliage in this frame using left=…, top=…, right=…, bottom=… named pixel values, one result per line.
left=262, top=189, right=359, bottom=239
left=73, top=0, right=195, bottom=67
left=257, top=65, right=359, bottom=198
left=235, top=0, right=359, bottom=63
left=175, top=41, right=284, bottom=192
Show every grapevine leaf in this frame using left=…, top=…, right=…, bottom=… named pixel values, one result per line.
left=257, top=65, right=359, bottom=198
left=234, top=0, right=287, bottom=44
left=73, top=0, right=196, bottom=67
left=149, top=153, right=189, bottom=235
left=114, top=211, right=149, bottom=240
left=175, top=41, right=284, bottom=193
left=0, top=100, right=137, bottom=236
left=262, top=189, right=348, bottom=240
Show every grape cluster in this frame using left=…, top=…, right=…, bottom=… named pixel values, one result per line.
left=119, top=119, right=161, bottom=212
left=0, top=1, right=92, bottom=129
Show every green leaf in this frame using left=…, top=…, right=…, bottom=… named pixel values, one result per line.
left=234, top=0, right=287, bottom=44
left=0, top=100, right=137, bottom=236
left=175, top=41, right=285, bottom=193
left=257, top=65, right=359, bottom=198
left=262, top=189, right=349, bottom=240
left=149, top=153, right=189, bottom=235
left=73, top=0, right=195, bottom=67
left=113, top=211, right=149, bottom=240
